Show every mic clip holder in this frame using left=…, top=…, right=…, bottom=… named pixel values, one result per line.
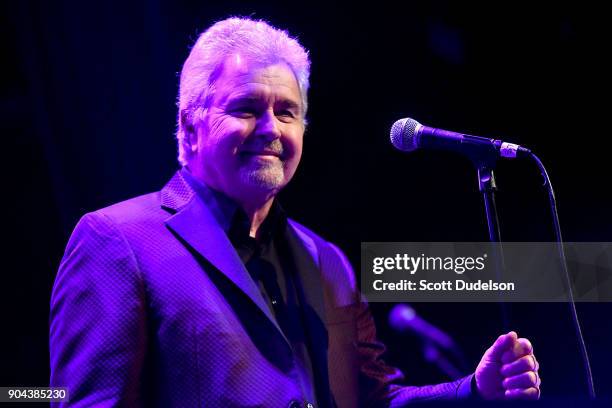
left=464, top=147, right=502, bottom=243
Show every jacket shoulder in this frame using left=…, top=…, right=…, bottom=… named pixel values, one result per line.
left=288, top=219, right=349, bottom=263
left=288, top=219, right=358, bottom=301
left=91, top=191, right=166, bottom=227
left=287, top=218, right=325, bottom=244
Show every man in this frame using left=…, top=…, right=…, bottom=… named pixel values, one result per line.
left=50, top=17, right=540, bottom=407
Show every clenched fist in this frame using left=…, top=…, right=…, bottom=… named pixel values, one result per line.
left=475, top=331, right=540, bottom=400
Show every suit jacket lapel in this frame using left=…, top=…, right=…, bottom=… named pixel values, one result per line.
left=286, top=221, right=333, bottom=407
left=286, top=221, right=328, bottom=333
left=160, top=170, right=290, bottom=346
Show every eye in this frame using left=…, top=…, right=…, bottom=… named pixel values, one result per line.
left=276, top=110, right=297, bottom=121
left=229, top=106, right=257, bottom=118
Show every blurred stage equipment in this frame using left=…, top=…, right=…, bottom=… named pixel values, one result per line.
left=389, top=304, right=468, bottom=379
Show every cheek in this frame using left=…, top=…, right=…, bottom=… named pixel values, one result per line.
left=200, top=117, right=254, bottom=155
left=284, top=130, right=304, bottom=167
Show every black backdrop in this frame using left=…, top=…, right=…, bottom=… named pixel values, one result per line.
left=3, top=0, right=611, bottom=400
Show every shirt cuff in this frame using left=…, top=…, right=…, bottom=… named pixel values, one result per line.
left=456, top=373, right=477, bottom=399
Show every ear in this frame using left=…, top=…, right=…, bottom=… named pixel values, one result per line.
left=181, top=109, right=199, bottom=153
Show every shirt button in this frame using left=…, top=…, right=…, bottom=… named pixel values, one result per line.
left=287, top=401, right=301, bottom=408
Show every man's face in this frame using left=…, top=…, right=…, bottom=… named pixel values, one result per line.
left=188, top=55, right=305, bottom=206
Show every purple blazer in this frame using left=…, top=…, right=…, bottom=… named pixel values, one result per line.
left=50, top=170, right=472, bottom=407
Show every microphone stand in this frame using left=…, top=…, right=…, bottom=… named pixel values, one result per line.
left=468, top=150, right=511, bottom=331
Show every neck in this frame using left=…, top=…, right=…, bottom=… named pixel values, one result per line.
left=242, top=198, right=274, bottom=240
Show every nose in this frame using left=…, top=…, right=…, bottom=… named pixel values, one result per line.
left=255, top=109, right=282, bottom=142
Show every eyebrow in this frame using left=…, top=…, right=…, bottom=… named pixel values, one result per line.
left=275, top=99, right=301, bottom=112
left=226, top=95, right=261, bottom=104
left=226, top=95, right=302, bottom=112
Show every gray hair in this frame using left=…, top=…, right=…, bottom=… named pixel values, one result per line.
left=176, top=17, right=311, bottom=166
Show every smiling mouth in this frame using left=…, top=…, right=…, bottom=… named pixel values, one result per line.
left=240, top=151, right=282, bottom=159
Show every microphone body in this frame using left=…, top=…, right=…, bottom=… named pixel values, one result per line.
left=391, top=118, right=531, bottom=159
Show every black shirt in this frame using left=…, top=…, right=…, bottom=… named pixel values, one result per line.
left=228, top=202, right=289, bottom=316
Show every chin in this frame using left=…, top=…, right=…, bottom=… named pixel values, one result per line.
left=239, top=169, right=286, bottom=192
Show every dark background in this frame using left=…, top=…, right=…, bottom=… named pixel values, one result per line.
left=2, top=0, right=611, bottom=401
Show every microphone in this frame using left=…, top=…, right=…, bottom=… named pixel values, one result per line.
left=390, top=117, right=531, bottom=159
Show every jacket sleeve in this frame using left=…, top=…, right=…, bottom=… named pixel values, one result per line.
left=49, top=212, right=147, bottom=407
left=353, top=300, right=474, bottom=407
left=322, top=242, right=474, bottom=407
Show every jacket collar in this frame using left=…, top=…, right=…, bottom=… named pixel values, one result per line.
left=161, top=167, right=237, bottom=228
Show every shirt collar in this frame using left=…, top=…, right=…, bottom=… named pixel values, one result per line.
left=229, top=199, right=287, bottom=249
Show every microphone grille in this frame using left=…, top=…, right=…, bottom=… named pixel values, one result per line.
left=390, top=117, right=421, bottom=152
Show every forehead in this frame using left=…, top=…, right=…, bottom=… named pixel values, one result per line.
left=212, top=54, right=302, bottom=107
